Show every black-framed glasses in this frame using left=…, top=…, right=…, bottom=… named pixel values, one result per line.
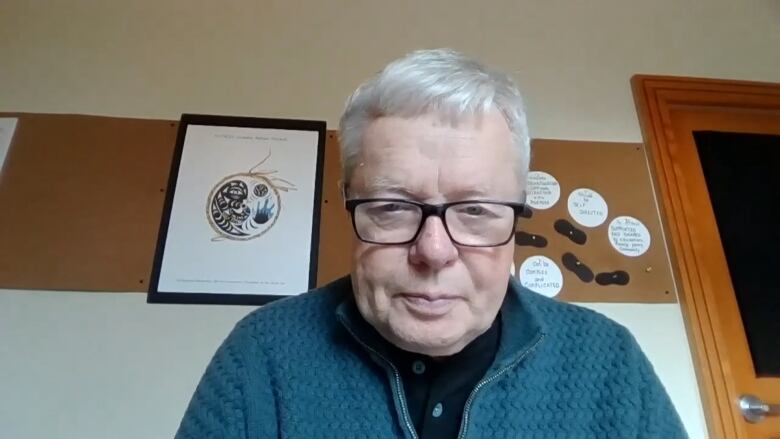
left=345, top=198, right=525, bottom=247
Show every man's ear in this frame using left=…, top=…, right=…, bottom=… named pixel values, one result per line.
left=338, top=180, right=348, bottom=206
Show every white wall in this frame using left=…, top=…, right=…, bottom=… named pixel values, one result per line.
left=0, top=289, right=252, bottom=439
left=2, top=1, right=779, bottom=438
left=2, top=1, right=778, bottom=139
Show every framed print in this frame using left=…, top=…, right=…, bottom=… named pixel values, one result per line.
left=148, top=114, right=326, bottom=305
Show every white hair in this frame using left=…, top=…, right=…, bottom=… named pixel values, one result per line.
left=338, top=48, right=531, bottom=188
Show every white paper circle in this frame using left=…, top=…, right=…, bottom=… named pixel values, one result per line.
left=526, top=171, right=560, bottom=210
left=518, top=255, right=563, bottom=298
left=567, top=188, right=609, bottom=228
left=609, top=216, right=651, bottom=257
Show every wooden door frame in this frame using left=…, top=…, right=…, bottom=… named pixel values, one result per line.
left=632, top=75, right=780, bottom=438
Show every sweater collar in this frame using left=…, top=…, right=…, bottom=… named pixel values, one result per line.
left=335, top=275, right=545, bottom=371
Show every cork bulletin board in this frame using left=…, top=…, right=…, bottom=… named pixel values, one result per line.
left=0, top=113, right=177, bottom=292
left=0, top=113, right=675, bottom=303
left=514, top=140, right=676, bottom=303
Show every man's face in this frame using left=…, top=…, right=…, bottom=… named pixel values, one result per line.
left=348, top=110, right=523, bottom=357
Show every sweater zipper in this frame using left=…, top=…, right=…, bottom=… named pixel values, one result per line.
left=456, top=333, right=545, bottom=439
left=340, top=324, right=419, bottom=439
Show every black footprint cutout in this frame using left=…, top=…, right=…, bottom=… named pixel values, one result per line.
left=554, top=219, right=587, bottom=245
left=519, top=206, right=533, bottom=219
left=514, top=231, right=548, bottom=248
left=561, top=252, right=594, bottom=283
left=595, top=271, right=630, bottom=286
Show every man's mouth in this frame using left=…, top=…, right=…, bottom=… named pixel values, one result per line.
left=397, top=292, right=460, bottom=317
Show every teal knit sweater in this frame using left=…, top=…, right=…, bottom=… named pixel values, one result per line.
left=176, top=276, right=687, bottom=438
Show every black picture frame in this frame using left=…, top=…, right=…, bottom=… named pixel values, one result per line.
left=147, top=114, right=326, bottom=306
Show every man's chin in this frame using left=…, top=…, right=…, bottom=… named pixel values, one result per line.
left=388, top=322, right=465, bottom=356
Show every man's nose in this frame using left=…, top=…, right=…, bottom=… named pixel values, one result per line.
left=408, top=215, right=458, bottom=270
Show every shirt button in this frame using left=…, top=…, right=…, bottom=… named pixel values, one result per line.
left=411, top=360, right=426, bottom=374
left=432, top=402, right=443, bottom=418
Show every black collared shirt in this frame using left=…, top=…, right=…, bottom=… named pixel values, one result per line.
left=380, top=316, right=501, bottom=439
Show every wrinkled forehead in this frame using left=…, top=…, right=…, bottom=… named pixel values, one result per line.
left=350, top=113, right=523, bottom=200
left=368, top=125, right=483, bottom=158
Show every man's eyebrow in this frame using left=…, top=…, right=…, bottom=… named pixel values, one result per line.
left=365, top=186, right=417, bottom=199
left=362, top=177, right=418, bottom=198
left=446, top=187, right=492, bottom=200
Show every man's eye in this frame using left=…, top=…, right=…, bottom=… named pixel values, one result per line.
left=363, top=202, right=415, bottom=216
left=460, top=205, right=487, bottom=216
left=377, top=202, right=411, bottom=213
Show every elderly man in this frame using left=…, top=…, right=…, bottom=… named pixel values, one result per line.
left=176, top=49, right=687, bottom=438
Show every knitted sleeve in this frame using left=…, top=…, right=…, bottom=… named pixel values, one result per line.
left=627, top=331, right=689, bottom=439
left=175, top=322, right=278, bottom=439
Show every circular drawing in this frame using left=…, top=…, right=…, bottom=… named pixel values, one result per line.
left=207, top=173, right=282, bottom=241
